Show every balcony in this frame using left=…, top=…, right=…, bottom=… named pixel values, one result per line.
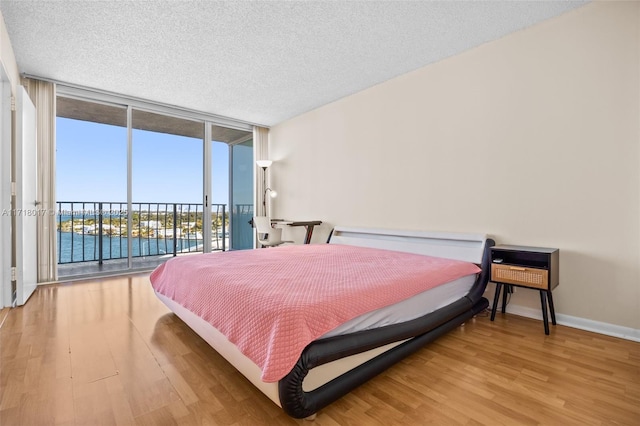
left=56, top=201, right=244, bottom=279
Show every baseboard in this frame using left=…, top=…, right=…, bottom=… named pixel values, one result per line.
left=39, top=267, right=156, bottom=285
left=502, top=304, right=640, bottom=343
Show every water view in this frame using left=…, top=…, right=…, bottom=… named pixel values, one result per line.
left=57, top=231, right=204, bottom=263
left=56, top=202, right=229, bottom=264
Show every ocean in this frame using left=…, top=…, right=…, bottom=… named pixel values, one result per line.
left=57, top=231, right=204, bottom=263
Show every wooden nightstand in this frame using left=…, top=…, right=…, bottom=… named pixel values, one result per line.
left=489, top=245, right=559, bottom=335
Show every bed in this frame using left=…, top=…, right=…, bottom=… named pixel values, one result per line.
left=150, top=226, right=495, bottom=419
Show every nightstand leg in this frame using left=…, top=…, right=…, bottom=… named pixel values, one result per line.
left=540, top=291, right=550, bottom=335
left=547, top=290, right=557, bottom=325
left=490, top=283, right=502, bottom=321
left=501, top=284, right=508, bottom=313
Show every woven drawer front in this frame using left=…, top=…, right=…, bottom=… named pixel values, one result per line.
left=491, top=264, right=548, bottom=290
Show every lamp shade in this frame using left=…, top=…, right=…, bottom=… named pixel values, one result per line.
left=256, top=160, right=273, bottom=168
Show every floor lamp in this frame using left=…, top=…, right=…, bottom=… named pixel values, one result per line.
left=256, top=160, right=277, bottom=217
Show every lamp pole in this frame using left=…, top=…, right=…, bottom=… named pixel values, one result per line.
left=261, top=165, right=268, bottom=215
left=256, top=160, right=273, bottom=217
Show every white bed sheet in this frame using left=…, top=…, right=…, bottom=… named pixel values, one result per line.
left=322, top=273, right=476, bottom=337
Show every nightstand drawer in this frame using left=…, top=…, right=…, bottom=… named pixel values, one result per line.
left=491, top=264, right=548, bottom=289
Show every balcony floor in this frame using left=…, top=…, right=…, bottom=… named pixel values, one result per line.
left=57, top=254, right=188, bottom=281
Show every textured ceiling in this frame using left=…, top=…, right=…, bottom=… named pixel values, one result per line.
left=0, top=1, right=586, bottom=127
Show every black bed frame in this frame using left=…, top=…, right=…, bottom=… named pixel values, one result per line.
left=278, top=237, right=496, bottom=418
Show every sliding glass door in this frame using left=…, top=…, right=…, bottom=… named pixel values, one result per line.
left=210, top=124, right=253, bottom=250
left=210, top=140, right=229, bottom=251
left=131, top=110, right=204, bottom=269
left=56, top=97, right=128, bottom=276
left=55, top=93, right=255, bottom=278
left=231, top=138, right=254, bottom=250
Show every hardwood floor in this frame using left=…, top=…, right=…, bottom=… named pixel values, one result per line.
left=1, top=275, right=638, bottom=425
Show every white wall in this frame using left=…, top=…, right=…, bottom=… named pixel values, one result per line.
left=0, top=10, right=21, bottom=308
left=0, top=10, right=19, bottom=91
left=270, top=2, right=640, bottom=331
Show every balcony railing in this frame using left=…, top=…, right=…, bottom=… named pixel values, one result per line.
left=57, top=201, right=228, bottom=264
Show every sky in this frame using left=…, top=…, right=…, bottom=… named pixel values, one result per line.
left=56, top=117, right=232, bottom=206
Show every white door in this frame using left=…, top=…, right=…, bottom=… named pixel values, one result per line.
left=15, top=86, right=38, bottom=306
left=0, top=74, right=11, bottom=308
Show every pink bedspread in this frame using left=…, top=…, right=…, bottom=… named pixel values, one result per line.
left=150, top=244, right=480, bottom=382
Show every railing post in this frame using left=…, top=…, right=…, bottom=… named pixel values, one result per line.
left=58, top=202, right=62, bottom=264
left=173, top=204, right=178, bottom=257
left=70, top=203, right=75, bottom=262
left=222, top=205, right=226, bottom=251
left=98, top=202, right=103, bottom=265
